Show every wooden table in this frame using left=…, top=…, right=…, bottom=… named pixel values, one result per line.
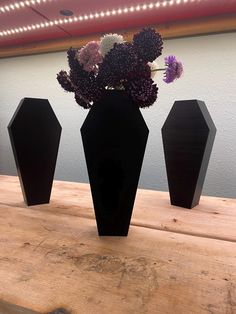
left=0, top=175, right=235, bottom=314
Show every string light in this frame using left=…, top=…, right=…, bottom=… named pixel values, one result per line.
left=0, top=0, right=56, bottom=13
left=0, top=0, right=200, bottom=37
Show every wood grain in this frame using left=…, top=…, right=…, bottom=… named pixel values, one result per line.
left=0, top=14, right=236, bottom=58
left=0, top=175, right=236, bottom=242
left=0, top=202, right=235, bottom=314
left=0, top=175, right=236, bottom=313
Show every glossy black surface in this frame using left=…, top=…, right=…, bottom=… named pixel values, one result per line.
left=8, top=98, right=62, bottom=206
left=81, top=91, right=149, bottom=236
left=162, top=100, right=216, bottom=209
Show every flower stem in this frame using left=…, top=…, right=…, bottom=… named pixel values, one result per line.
left=152, top=68, right=166, bottom=72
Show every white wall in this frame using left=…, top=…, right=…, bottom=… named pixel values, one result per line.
left=0, top=32, right=236, bottom=198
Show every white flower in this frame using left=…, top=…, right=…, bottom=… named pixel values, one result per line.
left=148, top=61, right=159, bottom=79
left=100, top=33, right=124, bottom=56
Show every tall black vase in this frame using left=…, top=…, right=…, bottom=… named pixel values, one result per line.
left=8, top=98, right=62, bottom=206
left=81, top=90, right=149, bottom=236
left=161, top=99, right=216, bottom=209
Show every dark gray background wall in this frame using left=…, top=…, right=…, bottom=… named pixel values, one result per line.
left=0, top=32, right=236, bottom=197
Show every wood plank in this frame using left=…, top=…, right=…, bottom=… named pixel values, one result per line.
left=0, top=203, right=235, bottom=314
left=1, top=14, right=236, bottom=58
left=0, top=175, right=236, bottom=242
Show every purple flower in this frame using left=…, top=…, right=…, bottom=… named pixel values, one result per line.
left=126, top=61, right=151, bottom=81
left=98, top=43, right=139, bottom=87
left=66, top=48, right=90, bottom=87
left=77, top=75, right=103, bottom=103
left=58, top=47, right=104, bottom=108
left=78, top=41, right=103, bottom=72
left=125, top=78, right=158, bottom=108
left=57, top=70, right=74, bottom=92
left=67, top=48, right=80, bottom=72
left=163, top=55, right=183, bottom=83
left=74, top=90, right=92, bottom=109
left=133, top=28, right=163, bottom=62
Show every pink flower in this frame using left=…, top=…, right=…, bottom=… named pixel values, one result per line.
left=77, top=41, right=103, bottom=72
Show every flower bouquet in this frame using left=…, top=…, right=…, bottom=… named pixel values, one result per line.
left=57, top=27, right=183, bottom=109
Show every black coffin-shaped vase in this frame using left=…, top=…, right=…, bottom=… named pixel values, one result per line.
left=161, top=100, right=216, bottom=209
left=81, top=90, right=149, bottom=236
left=8, top=98, right=62, bottom=206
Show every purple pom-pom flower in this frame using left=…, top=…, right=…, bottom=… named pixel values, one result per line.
left=98, top=42, right=139, bottom=87
left=74, top=90, right=92, bottom=109
left=57, top=70, right=74, bottom=92
left=163, top=55, right=183, bottom=83
left=133, top=27, right=163, bottom=62
left=125, top=78, right=158, bottom=108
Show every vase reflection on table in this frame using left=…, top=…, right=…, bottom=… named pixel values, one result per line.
left=57, top=28, right=183, bottom=236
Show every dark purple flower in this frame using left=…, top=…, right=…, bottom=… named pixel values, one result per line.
left=98, top=43, right=139, bottom=87
left=77, top=75, right=103, bottom=102
left=163, top=55, right=183, bottom=83
left=67, top=47, right=80, bottom=71
left=126, top=61, right=151, bottom=81
left=125, top=78, right=158, bottom=108
left=65, top=47, right=104, bottom=105
left=67, top=48, right=90, bottom=86
left=74, top=90, right=92, bottom=109
left=133, top=28, right=163, bottom=62
left=57, top=70, right=74, bottom=92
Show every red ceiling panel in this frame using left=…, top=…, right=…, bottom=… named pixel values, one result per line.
left=62, top=0, right=236, bottom=37
left=0, top=29, right=69, bottom=47
left=0, top=2, right=69, bottom=47
left=0, top=7, right=41, bottom=29
left=0, top=0, right=236, bottom=48
left=36, top=0, right=144, bottom=17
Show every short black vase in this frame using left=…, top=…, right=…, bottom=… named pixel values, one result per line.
left=8, top=98, right=62, bottom=206
left=81, top=90, right=149, bottom=236
left=161, top=100, right=216, bottom=209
